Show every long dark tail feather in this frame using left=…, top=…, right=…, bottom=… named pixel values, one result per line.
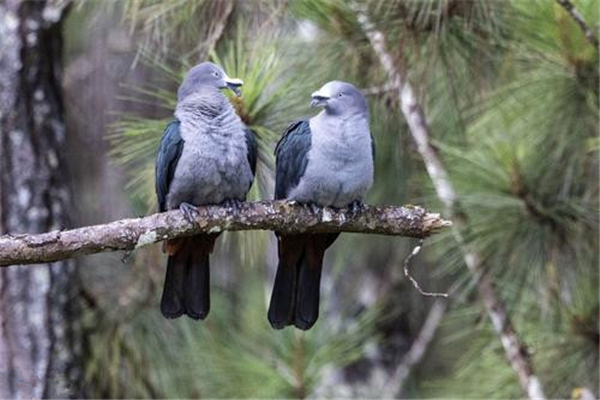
left=268, top=234, right=339, bottom=330
left=161, top=235, right=216, bottom=320
left=184, top=246, right=210, bottom=320
left=267, top=258, right=297, bottom=329
left=161, top=254, right=186, bottom=318
left=294, top=240, right=325, bottom=330
left=294, top=233, right=339, bottom=330
left=268, top=236, right=304, bottom=329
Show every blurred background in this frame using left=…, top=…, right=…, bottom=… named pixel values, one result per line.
left=0, top=0, right=597, bottom=398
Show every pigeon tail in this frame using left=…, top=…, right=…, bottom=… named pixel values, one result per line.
left=161, top=235, right=217, bottom=320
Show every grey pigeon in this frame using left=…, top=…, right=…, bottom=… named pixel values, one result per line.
left=268, top=81, right=375, bottom=330
left=155, top=62, right=257, bottom=320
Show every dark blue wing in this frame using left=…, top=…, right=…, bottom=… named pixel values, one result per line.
left=244, top=127, right=258, bottom=177
left=275, top=120, right=312, bottom=200
left=155, top=120, right=184, bottom=212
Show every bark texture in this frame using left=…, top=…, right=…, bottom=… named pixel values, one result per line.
left=0, top=0, right=80, bottom=398
left=0, top=201, right=450, bottom=267
left=352, top=3, right=546, bottom=399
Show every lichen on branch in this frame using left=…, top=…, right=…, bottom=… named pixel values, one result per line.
left=0, top=201, right=451, bottom=267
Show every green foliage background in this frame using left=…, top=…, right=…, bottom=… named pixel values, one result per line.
left=67, top=0, right=598, bottom=398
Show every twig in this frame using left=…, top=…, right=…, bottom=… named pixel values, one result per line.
left=362, top=82, right=400, bottom=96
left=555, top=0, right=599, bottom=50
left=352, top=2, right=546, bottom=399
left=0, top=201, right=451, bottom=267
left=197, top=0, right=234, bottom=61
left=383, top=300, right=447, bottom=398
left=403, top=239, right=448, bottom=297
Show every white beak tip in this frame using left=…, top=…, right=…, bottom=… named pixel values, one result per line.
left=225, top=77, right=244, bottom=86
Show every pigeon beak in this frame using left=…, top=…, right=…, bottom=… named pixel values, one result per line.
left=225, top=76, right=244, bottom=96
left=310, top=91, right=330, bottom=108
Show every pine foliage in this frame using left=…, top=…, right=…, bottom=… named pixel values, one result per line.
left=67, top=0, right=598, bottom=397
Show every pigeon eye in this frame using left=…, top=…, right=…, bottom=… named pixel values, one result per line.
left=337, top=92, right=344, bottom=98
left=213, top=71, right=220, bottom=77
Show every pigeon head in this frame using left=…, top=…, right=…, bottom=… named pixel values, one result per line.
left=177, top=62, right=244, bottom=101
left=310, top=81, right=367, bottom=117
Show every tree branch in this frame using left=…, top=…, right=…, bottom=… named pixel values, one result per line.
left=384, top=300, right=447, bottom=398
left=352, top=3, right=546, bottom=399
left=362, top=82, right=400, bottom=96
left=0, top=201, right=450, bottom=267
left=555, top=0, right=599, bottom=50
left=197, top=0, right=234, bottom=61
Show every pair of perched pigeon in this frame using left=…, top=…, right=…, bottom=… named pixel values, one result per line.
left=156, top=62, right=374, bottom=330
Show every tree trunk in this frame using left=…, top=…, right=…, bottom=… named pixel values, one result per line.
left=0, top=1, right=80, bottom=398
